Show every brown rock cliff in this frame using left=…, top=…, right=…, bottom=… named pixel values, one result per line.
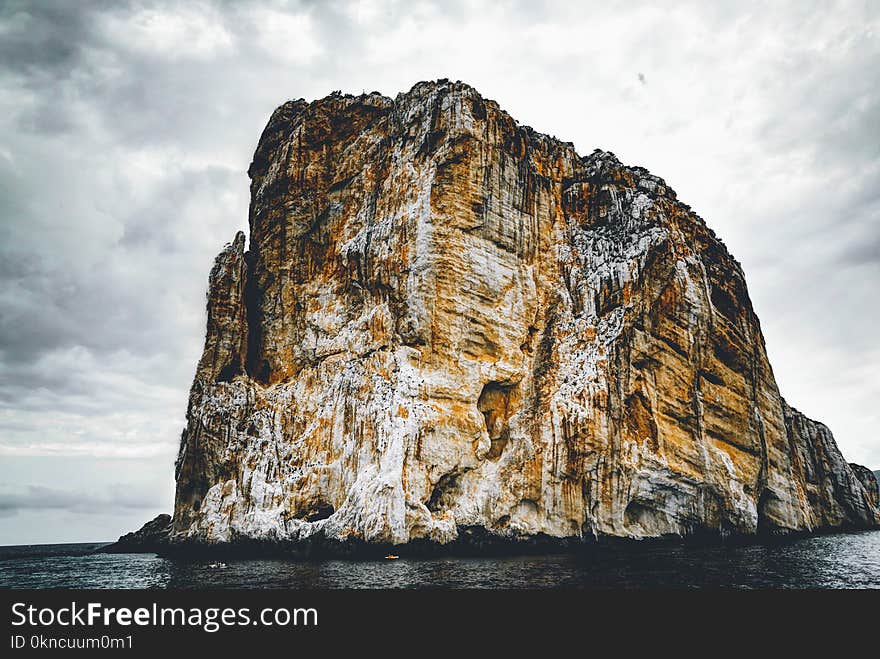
left=171, top=80, right=880, bottom=547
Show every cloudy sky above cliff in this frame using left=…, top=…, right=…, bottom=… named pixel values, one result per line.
left=0, top=0, right=878, bottom=543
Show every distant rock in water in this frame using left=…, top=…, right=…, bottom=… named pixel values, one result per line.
left=850, top=464, right=880, bottom=510
left=169, top=80, right=880, bottom=552
left=100, top=514, right=171, bottom=554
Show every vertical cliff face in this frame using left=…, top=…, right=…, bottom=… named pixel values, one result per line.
left=849, top=463, right=880, bottom=510
left=172, top=80, right=879, bottom=547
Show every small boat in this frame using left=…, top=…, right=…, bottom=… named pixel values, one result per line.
left=385, top=554, right=400, bottom=560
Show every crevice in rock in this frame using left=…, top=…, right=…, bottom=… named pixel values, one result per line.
left=520, top=325, right=538, bottom=354
left=217, top=362, right=240, bottom=383
left=756, top=489, right=774, bottom=534
left=244, top=250, right=271, bottom=385
left=478, top=381, right=518, bottom=460
left=698, top=368, right=725, bottom=387
left=710, top=284, right=739, bottom=324
left=713, top=340, right=743, bottom=372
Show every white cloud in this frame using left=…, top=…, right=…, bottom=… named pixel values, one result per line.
left=247, top=8, right=324, bottom=65
left=342, top=0, right=384, bottom=26
left=100, top=4, right=234, bottom=59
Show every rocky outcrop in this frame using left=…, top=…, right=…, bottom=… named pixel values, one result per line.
left=170, top=80, right=880, bottom=550
left=100, top=514, right=171, bottom=554
left=849, top=463, right=879, bottom=510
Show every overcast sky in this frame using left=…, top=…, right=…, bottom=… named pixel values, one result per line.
left=0, top=0, right=878, bottom=544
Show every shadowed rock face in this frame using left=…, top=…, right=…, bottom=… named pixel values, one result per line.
left=171, top=80, right=879, bottom=548
left=100, top=514, right=171, bottom=553
left=849, top=463, right=879, bottom=510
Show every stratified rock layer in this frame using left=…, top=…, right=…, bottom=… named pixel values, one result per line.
left=172, top=80, right=879, bottom=548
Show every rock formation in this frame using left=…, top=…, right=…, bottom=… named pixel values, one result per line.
left=850, top=464, right=879, bottom=510
left=100, top=514, right=171, bottom=553
left=170, top=80, right=879, bottom=550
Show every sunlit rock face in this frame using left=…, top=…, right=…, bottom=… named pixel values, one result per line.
left=171, top=80, right=879, bottom=547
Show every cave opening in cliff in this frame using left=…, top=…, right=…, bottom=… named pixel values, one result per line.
left=624, top=500, right=661, bottom=533
left=305, top=502, right=335, bottom=522
left=477, top=381, right=518, bottom=461
left=427, top=472, right=463, bottom=513
left=216, top=361, right=240, bottom=383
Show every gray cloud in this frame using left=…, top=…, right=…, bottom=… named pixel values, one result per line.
left=0, top=0, right=878, bottom=542
left=0, top=456, right=174, bottom=542
left=0, top=1, right=108, bottom=76
left=0, top=484, right=164, bottom=517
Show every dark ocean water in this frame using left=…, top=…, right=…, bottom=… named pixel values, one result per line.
left=1, top=530, right=879, bottom=589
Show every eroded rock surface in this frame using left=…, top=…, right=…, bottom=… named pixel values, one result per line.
left=171, top=80, right=879, bottom=548
left=849, top=463, right=880, bottom=510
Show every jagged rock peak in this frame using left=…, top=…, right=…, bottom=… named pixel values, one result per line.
left=170, top=80, right=879, bottom=550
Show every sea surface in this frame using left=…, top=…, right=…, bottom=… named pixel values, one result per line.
left=1, top=530, right=879, bottom=589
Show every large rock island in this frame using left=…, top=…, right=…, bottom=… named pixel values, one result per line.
left=168, top=80, right=879, bottom=553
